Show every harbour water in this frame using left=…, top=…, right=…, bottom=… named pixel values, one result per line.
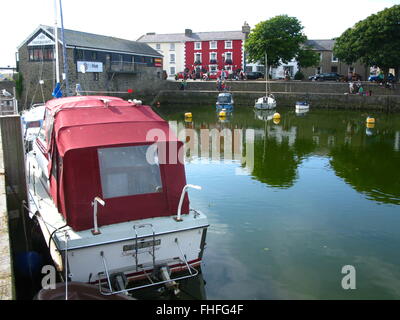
left=158, top=104, right=400, bottom=299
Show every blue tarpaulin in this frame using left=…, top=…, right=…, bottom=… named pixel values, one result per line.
left=52, top=83, right=62, bottom=98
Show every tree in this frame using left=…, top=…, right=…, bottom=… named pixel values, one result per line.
left=333, top=5, right=400, bottom=81
left=244, top=15, right=317, bottom=72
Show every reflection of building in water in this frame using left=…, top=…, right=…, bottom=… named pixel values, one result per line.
left=254, top=125, right=297, bottom=147
left=267, top=126, right=297, bottom=146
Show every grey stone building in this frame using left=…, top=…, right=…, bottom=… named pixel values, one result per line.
left=17, top=25, right=163, bottom=108
left=301, top=40, right=369, bottom=80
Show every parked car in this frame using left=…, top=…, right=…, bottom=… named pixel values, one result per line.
left=309, top=72, right=344, bottom=81
left=368, top=73, right=395, bottom=82
left=246, top=71, right=264, bottom=80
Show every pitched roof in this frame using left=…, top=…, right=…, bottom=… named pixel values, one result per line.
left=305, top=39, right=335, bottom=51
left=23, top=25, right=162, bottom=57
left=137, top=30, right=245, bottom=43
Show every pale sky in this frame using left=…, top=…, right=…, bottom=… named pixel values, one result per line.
left=1, top=0, right=398, bottom=67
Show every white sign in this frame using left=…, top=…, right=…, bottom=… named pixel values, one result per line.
left=77, top=61, right=103, bottom=73
left=28, top=33, right=55, bottom=46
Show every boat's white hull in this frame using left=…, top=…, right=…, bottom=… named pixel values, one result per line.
left=295, top=104, right=309, bottom=111
left=254, top=96, right=276, bottom=110
left=26, top=151, right=208, bottom=290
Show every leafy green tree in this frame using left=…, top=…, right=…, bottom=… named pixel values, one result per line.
left=333, top=5, right=400, bottom=81
left=244, top=15, right=316, bottom=72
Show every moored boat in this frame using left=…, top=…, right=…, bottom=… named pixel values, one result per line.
left=27, top=96, right=209, bottom=296
left=295, top=101, right=310, bottom=111
left=216, top=92, right=234, bottom=111
left=254, top=52, right=276, bottom=110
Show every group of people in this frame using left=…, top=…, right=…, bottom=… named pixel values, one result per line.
left=349, top=81, right=365, bottom=95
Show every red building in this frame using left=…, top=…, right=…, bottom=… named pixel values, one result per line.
left=138, top=25, right=250, bottom=79
left=184, top=30, right=245, bottom=78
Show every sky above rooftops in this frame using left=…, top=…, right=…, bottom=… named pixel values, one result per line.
left=1, top=0, right=398, bottom=67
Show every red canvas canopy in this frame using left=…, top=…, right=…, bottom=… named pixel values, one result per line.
left=42, top=96, right=189, bottom=231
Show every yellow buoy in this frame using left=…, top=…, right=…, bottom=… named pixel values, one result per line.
left=219, top=111, right=227, bottom=117
left=366, top=117, right=375, bottom=124
left=273, top=118, right=281, bottom=125
left=273, top=112, right=281, bottom=119
left=184, top=112, right=192, bottom=118
left=366, top=122, right=375, bottom=129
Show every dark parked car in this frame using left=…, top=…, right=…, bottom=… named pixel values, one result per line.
left=308, top=72, right=344, bottom=81
left=246, top=71, right=264, bottom=80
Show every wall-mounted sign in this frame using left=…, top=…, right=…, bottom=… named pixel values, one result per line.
left=77, top=61, right=103, bottom=73
left=154, top=58, right=162, bottom=67
left=28, top=33, right=55, bottom=46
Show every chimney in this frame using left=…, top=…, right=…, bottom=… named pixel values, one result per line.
left=242, top=22, right=250, bottom=38
left=185, top=29, right=192, bottom=37
left=146, top=32, right=156, bottom=35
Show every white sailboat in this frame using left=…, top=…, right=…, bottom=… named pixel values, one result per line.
left=254, top=52, right=276, bottom=110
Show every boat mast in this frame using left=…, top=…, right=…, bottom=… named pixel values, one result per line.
left=265, top=52, right=268, bottom=96
left=59, top=0, right=70, bottom=96
left=53, top=0, right=60, bottom=84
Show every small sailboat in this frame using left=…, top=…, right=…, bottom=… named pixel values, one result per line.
left=254, top=53, right=276, bottom=110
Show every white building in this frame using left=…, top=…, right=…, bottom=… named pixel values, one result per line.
left=137, top=32, right=186, bottom=79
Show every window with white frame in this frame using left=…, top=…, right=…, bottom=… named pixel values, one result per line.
left=318, top=52, right=322, bottom=60
left=332, top=53, right=338, bottom=62
left=210, top=52, right=217, bottom=61
left=210, top=41, right=217, bottom=49
left=194, top=53, right=202, bottom=63
left=225, top=40, right=232, bottom=49
left=156, top=43, right=161, bottom=50
left=170, top=43, right=175, bottom=51
left=170, top=53, right=175, bottom=63
left=170, top=67, right=176, bottom=75
left=209, top=65, right=218, bottom=72
left=225, top=52, right=232, bottom=60
left=195, top=42, right=201, bottom=50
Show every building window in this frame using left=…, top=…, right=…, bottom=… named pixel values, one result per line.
left=332, top=54, right=338, bottom=62
left=194, top=53, right=202, bottom=64
left=194, top=42, right=202, bottom=50
left=76, top=49, right=84, bottom=60
left=318, top=52, right=322, bottom=61
left=91, top=51, right=98, bottom=60
left=93, top=72, right=99, bottom=81
left=316, top=67, right=321, bottom=74
left=170, top=53, right=175, bottom=63
left=349, top=66, right=355, bottom=73
left=28, top=47, right=54, bottom=61
left=156, top=43, right=161, bottom=50
left=209, top=52, right=217, bottom=63
left=225, top=41, right=232, bottom=49
left=170, top=67, right=176, bottom=75
left=170, top=43, right=175, bottom=51
left=209, top=65, right=217, bottom=72
left=256, top=66, right=265, bottom=72
left=210, top=41, right=217, bottom=49
left=331, top=66, right=338, bottom=73
left=98, top=145, right=162, bottom=199
left=225, top=52, right=232, bottom=61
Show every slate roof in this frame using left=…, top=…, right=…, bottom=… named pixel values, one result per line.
left=35, top=25, right=162, bottom=57
left=305, top=39, right=335, bottom=51
left=137, top=30, right=245, bottom=43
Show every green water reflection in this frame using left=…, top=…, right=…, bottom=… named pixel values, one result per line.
left=158, top=105, right=400, bottom=299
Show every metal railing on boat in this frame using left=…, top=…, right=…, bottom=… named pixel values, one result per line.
left=96, top=232, right=199, bottom=296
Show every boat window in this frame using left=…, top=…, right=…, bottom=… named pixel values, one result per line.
left=98, top=145, right=163, bottom=199
left=217, top=95, right=231, bottom=104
